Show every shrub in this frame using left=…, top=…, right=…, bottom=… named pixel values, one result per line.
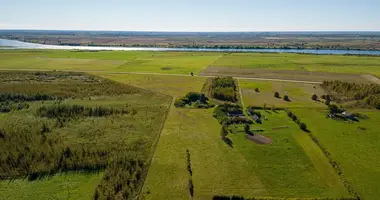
left=328, top=104, right=344, bottom=114
left=254, top=88, right=260, bottom=92
left=174, top=98, right=187, bottom=107
left=299, top=122, right=307, bottom=131
left=244, top=124, right=250, bottom=133
left=325, top=99, right=331, bottom=105
left=311, top=94, right=318, bottom=101
left=220, top=125, right=229, bottom=138
left=274, top=92, right=280, bottom=98
left=283, top=95, right=290, bottom=101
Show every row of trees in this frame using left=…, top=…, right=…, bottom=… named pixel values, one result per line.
left=37, top=104, right=133, bottom=119
left=211, top=77, right=237, bottom=102
left=286, top=111, right=307, bottom=131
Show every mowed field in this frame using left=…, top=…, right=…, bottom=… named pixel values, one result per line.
left=1, top=50, right=380, bottom=80
left=102, top=73, right=349, bottom=199
left=293, top=109, right=380, bottom=200
left=0, top=50, right=222, bottom=74
left=0, top=172, right=102, bottom=200
left=239, top=79, right=327, bottom=108
left=210, top=53, right=380, bottom=77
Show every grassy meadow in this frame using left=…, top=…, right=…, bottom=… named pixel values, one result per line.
left=210, top=53, right=380, bottom=76
left=140, top=107, right=348, bottom=199
left=1, top=50, right=380, bottom=77
left=0, top=172, right=103, bottom=200
left=293, top=109, right=380, bottom=200
left=239, top=79, right=326, bottom=108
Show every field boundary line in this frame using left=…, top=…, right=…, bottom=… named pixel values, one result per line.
left=136, top=98, right=174, bottom=200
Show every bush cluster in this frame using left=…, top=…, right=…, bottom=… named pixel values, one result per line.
left=174, top=92, right=213, bottom=108
left=213, top=103, right=243, bottom=124
left=0, top=102, right=30, bottom=113
left=322, top=80, right=380, bottom=109
left=211, top=77, right=237, bottom=102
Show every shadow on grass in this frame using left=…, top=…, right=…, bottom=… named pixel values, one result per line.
left=222, top=137, right=233, bottom=148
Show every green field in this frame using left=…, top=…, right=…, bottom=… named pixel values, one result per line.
left=140, top=107, right=348, bottom=199
left=293, top=108, right=380, bottom=200
left=1, top=50, right=380, bottom=77
left=239, top=79, right=326, bottom=108
left=0, top=50, right=221, bottom=74
left=0, top=172, right=103, bottom=200
left=1, top=49, right=380, bottom=200
left=100, top=74, right=349, bottom=199
left=210, top=53, right=380, bottom=76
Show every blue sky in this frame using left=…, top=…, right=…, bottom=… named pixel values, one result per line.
left=1, top=0, right=379, bottom=31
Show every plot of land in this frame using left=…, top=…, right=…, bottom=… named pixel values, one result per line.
left=0, top=50, right=221, bottom=74
left=0, top=172, right=103, bottom=200
left=209, top=53, right=380, bottom=77
left=239, top=79, right=326, bottom=108
left=293, top=108, right=380, bottom=200
left=200, top=67, right=374, bottom=83
left=141, top=107, right=347, bottom=199
left=97, top=73, right=206, bottom=97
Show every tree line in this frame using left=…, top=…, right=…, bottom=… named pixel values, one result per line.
left=37, top=104, right=134, bottom=119
left=322, top=80, right=380, bottom=109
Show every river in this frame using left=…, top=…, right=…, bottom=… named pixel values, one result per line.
left=1, top=38, right=380, bottom=55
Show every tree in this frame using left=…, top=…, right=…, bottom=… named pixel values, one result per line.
left=190, top=72, right=194, bottom=76
left=274, top=92, right=280, bottom=98
left=299, top=122, right=307, bottom=131
left=244, top=124, right=250, bottom=133
left=325, top=99, right=331, bottom=106
left=200, top=93, right=206, bottom=103
left=328, top=104, right=342, bottom=113
left=311, top=94, right=318, bottom=101
left=220, top=125, right=228, bottom=139
left=283, top=95, right=290, bottom=101
left=255, top=88, right=260, bottom=92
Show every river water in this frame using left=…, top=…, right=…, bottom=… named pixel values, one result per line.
left=1, top=38, right=380, bottom=55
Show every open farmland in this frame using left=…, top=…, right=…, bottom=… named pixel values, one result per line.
left=209, top=53, right=380, bottom=77
left=95, top=74, right=351, bottom=199
left=292, top=109, right=380, bottom=200
left=239, top=79, right=327, bottom=108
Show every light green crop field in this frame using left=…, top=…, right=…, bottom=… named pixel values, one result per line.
left=293, top=109, right=380, bottom=200
left=0, top=172, right=103, bottom=200
left=97, top=73, right=207, bottom=97
left=0, top=50, right=221, bottom=74
left=239, top=79, right=327, bottom=108
left=1, top=50, right=380, bottom=77
left=210, top=53, right=380, bottom=76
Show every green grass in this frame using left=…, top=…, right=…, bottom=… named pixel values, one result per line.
left=0, top=50, right=221, bottom=74
left=2, top=50, right=380, bottom=77
left=141, top=107, right=347, bottom=199
left=0, top=172, right=103, bottom=200
left=210, top=53, right=380, bottom=76
left=97, top=73, right=207, bottom=97
left=239, top=79, right=326, bottom=108
left=292, top=108, right=380, bottom=200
